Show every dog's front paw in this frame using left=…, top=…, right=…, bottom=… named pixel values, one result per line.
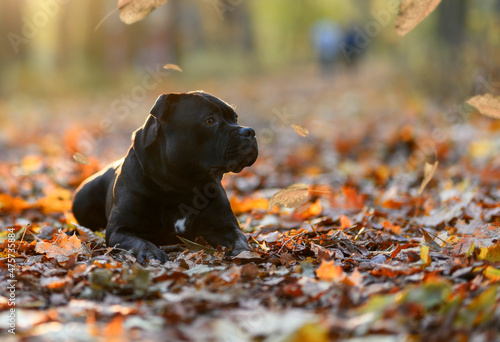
left=228, top=231, right=250, bottom=257
left=134, top=244, right=169, bottom=264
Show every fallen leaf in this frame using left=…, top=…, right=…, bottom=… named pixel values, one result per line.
left=483, top=266, right=500, bottom=282
left=339, top=215, right=352, bottom=229
left=467, top=93, right=500, bottom=119
left=35, top=231, right=84, bottom=262
left=0, top=194, right=32, bottom=213
left=315, top=260, right=344, bottom=281
left=163, top=64, right=182, bottom=72
left=418, top=161, right=438, bottom=195
left=268, top=183, right=309, bottom=211
left=117, top=0, right=169, bottom=24
left=291, top=124, right=309, bottom=137
left=72, top=152, right=90, bottom=165
left=396, top=0, right=442, bottom=36
left=37, top=187, right=72, bottom=214
left=420, top=245, right=431, bottom=267
left=177, top=236, right=216, bottom=255
left=478, top=241, right=500, bottom=262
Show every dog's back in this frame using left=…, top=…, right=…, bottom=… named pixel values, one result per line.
left=72, top=159, right=121, bottom=230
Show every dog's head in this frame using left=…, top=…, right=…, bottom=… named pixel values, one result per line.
left=132, top=92, right=258, bottom=188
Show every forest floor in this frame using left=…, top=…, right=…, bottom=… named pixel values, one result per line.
left=0, top=63, right=500, bottom=341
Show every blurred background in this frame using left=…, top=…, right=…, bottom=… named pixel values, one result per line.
left=0, top=0, right=499, bottom=191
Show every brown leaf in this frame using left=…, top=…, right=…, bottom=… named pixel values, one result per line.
left=73, top=152, right=90, bottom=165
left=177, top=236, right=216, bottom=255
left=418, top=161, right=438, bottom=195
left=163, top=64, right=182, bottom=72
left=396, top=0, right=442, bottom=36
left=467, top=93, right=500, bottom=119
left=291, top=124, right=309, bottom=137
left=35, top=231, right=84, bottom=262
left=118, top=0, right=169, bottom=25
left=268, top=183, right=309, bottom=211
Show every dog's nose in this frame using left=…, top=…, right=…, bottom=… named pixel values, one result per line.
left=239, top=127, right=255, bottom=138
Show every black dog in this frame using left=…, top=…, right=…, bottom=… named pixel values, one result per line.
left=72, top=92, right=258, bottom=263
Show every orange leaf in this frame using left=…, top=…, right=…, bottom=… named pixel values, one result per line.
left=296, top=199, right=322, bottom=220
left=37, top=188, right=72, bottom=214
left=35, top=231, right=84, bottom=262
left=316, top=260, right=344, bottom=281
left=0, top=194, right=32, bottom=213
left=230, top=196, right=269, bottom=215
left=339, top=215, right=352, bottom=229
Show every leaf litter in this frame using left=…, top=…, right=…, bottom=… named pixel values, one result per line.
left=0, top=70, right=499, bottom=340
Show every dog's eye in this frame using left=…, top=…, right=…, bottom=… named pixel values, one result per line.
left=204, top=118, right=215, bottom=126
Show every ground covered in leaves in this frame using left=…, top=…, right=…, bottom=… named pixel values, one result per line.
left=1, top=66, right=500, bottom=341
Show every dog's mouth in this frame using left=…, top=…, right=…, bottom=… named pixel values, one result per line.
left=209, top=139, right=258, bottom=176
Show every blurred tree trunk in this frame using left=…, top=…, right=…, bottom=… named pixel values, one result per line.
left=437, top=0, right=467, bottom=47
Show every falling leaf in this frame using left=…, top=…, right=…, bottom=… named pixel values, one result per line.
left=396, top=0, right=442, bottom=36
left=291, top=124, right=309, bottom=137
left=418, top=161, right=438, bottom=195
left=268, top=183, right=309, bottom=211
left=117, top=0, right=169, bottom=25
left=35, top=231, right=84, bottom=262
left=163, top=64, right=182, bottom=72
left=466, top=93, right=500, bottom=119
left=315, top=260, right=344, bottom=281
left=73, top=152, right=90, bottom=165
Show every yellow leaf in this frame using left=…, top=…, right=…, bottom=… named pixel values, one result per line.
left=73, top=152, right=90, bottom=165
left=478, top=242, right=500, bottom=262
left=396, top=0, right=442, bottom=36
left=118, top=0, right=169, bottom=25
left=484, top=266, right=500, bottom=282
left=163, top=64, right=182, bottom=72
left=268, top=183, right=309, bottom=211
left=291, top=124, right=309, bottom=137
left=315, top=260, right=344, bottom=281
left=467, top=93, right=500, bottom=119
left=418, top=161, right=438, bottom=195
left=291, top=322, right=328, bottom=342
left=420, top=245, right=431, bottom=266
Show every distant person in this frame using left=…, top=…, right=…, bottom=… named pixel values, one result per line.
left=339, top=24, right=366, bottom=66
left=310, top=19, right=343, bottom=75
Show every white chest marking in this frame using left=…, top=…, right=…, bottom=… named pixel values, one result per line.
left=174, top=218, right=187, bottom=234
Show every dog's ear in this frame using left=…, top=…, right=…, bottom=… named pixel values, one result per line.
left=150, top=94, right=170, bottom=121
left=133, top=94, right=171, bottom=149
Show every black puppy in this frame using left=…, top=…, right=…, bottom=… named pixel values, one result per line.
left=72, top=92, right=258, bottom=263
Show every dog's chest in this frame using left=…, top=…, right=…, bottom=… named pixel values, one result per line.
left=160, top=203, right=192, bottom=236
